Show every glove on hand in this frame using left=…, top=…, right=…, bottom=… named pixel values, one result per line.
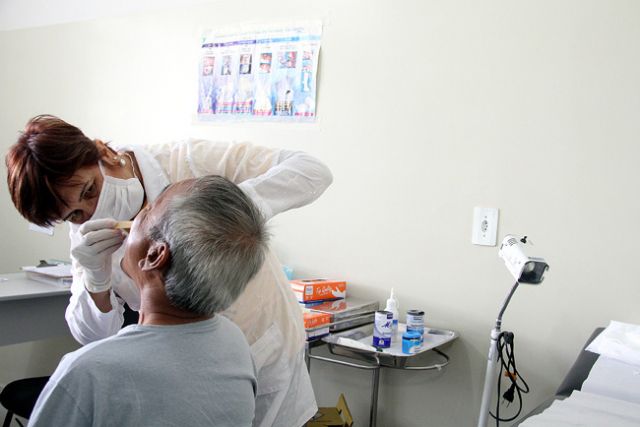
left=71, top=218, right=126, bottom=293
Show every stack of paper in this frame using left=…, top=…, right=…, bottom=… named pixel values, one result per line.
left=22, top=264, right=72, bottom=287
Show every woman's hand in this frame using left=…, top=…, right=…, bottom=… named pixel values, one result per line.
left=71, top=218, right=126, bottom=293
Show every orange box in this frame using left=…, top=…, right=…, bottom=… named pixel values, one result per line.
left=303, top=311, right=332, bottom=329
left=290, top=279, right=347, bottom=302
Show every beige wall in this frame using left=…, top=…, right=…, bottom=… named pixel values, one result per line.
left=1, top=1, right=639, bottom=425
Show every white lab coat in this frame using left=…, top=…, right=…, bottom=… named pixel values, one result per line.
left=66, top=139, right=332, bottom=427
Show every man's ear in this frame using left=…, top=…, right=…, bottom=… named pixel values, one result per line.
left=140, top=241, right=170, bottom=272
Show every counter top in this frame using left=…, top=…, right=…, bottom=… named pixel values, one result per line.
left=0, top=272, right=71, bottom=302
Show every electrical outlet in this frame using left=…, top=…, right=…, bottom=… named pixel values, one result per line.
left=472, top=207, right=499, bottom=246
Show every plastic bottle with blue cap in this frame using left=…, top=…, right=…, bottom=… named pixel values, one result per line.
left=384, top=288, right=399, bottom=342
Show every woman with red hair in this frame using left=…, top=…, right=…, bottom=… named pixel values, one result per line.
left=6, top=115, right=332, bottom=427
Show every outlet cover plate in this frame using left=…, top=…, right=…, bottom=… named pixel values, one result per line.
left=472, top=207, right=499, bottom=246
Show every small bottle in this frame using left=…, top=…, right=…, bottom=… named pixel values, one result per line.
left=406, top=309, right=425, bottom=335
left=384, top=288, right=399, bottom=342
left=402, top=330, right=423, bottom=354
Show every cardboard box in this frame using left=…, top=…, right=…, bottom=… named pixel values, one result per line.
left=303, top=311, right=332, bottom=329
left=290, top=279, right=347, bottom=302
left=306, top=297, right=379, bottom=332
left=306, top=394, right=353, bottom=427
left=305, top=326, right=330, bottom=341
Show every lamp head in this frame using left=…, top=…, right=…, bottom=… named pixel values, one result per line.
left=498, top=235, right=549, bottom=284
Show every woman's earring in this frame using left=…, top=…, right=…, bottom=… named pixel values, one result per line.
left=115, top=156, right=126, bottom=167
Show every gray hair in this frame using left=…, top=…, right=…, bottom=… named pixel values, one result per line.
left=148, top=176, right=268, bottom=316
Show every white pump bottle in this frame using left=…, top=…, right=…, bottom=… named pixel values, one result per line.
left=384, top=288, right=399, bottom=341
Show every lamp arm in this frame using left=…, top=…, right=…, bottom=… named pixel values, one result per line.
left=496, top=281, right=520, bottom=328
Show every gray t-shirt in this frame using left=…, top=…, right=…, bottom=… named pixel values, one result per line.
left=29, top=316, right=256, bottom=427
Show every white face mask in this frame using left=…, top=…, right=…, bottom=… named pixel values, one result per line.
left=90, top=161, right=145, bottom=221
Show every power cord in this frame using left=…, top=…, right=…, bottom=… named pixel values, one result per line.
left=490, top=331, right=530, bottom=425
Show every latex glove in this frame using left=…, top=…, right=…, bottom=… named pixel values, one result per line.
left=71, top=218, right=126, bottom=293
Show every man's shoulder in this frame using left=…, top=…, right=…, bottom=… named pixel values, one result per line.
left=45, top=335, right=130, bottom=394
left=215, top=315, right=249, bottom=343
left=59, top=318, right=249, bottom=375
left=180, top=316, right=248, bottom=347
left=59, top=334, right=134, bottom=371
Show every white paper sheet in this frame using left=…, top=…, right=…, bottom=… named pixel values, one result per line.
left=22, top=264, right=72, bottom=278
left=586, top=320, right=640, bottom=366
left=581, top=356, right=640, bottom=405
left=520, top=391, right=640, bottom=427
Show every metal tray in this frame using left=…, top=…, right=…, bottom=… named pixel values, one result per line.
left=305, top=314, right=375, bottom=338
left=305, top=297, right=379, bottom=321
left=328, top=313, right=374, bottom=332
left=322, top=323, right=458, bottom=368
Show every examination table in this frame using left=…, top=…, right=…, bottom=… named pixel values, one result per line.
left=516, top=326, right=640, bottom=426
left=514, top=327, right=604, bottom=424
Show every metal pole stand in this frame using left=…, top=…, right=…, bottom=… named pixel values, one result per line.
left=477, top=326, right=500, bottom=427
left=477, top=281, right=519, bottom=427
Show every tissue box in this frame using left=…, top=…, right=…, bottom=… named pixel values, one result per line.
left=304, top=311, right=332, bottom=341
left=305, top=394, right=353, bottom=427
left=290, top=279, right=347, bottom=302
left=308, top=297, right=379, bottom=332
left=303, top=311, right=332, bottom=329
left=306, top=326, right=330, bottom=341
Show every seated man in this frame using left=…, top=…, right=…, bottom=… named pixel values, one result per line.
left=28, top=176, right=268, bottom=427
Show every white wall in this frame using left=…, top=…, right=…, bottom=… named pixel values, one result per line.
left=0, top=0, right=213, bottom=31
left=1, top=1, right=639, bottom=425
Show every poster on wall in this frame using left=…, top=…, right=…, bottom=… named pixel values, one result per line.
left=197, top=21, right=322, bottom=122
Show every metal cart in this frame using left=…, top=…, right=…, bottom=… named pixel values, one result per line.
left=305, top=323, right=458, bottom=427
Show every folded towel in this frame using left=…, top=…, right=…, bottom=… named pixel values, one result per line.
left=586, top=320, right=640, bottom=367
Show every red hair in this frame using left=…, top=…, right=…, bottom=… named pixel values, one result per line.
left=6, top=115, right=101, bottom=226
